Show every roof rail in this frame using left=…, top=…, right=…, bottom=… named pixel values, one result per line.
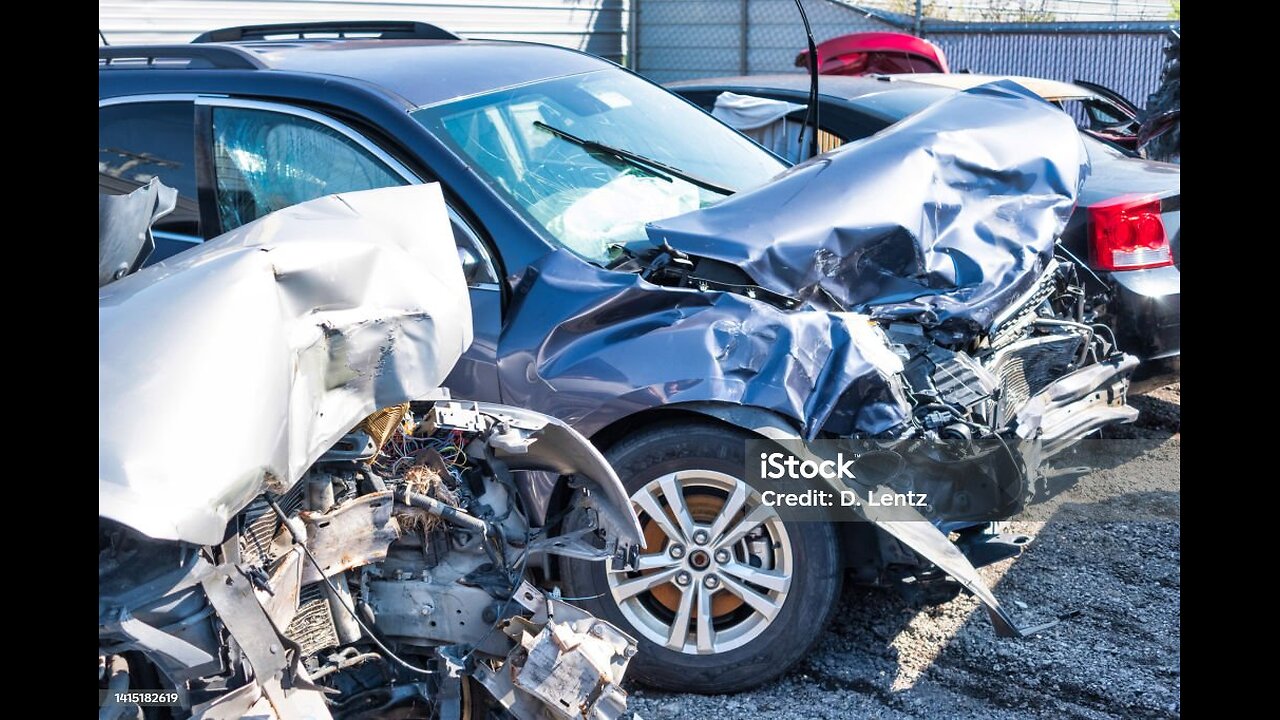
left=192, top=21, right=460, bottom=43
left=99, top=45, right=266, bottom=70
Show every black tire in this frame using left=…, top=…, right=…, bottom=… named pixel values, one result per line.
left=559, top=422, right=842, bottom=693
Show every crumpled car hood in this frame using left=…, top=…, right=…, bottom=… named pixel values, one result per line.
left=647, top=81, right=1088, bottom=339
left=99, top=185, right=472, bottom=546
left=498, top=250, right=912, bottom=440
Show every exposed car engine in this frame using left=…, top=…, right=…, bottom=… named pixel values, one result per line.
left=100, top=401, right=640, bottom=720
left=844, top=258, right=1139, bottom=536
left=635, top=245, right=1135, bottom=461
left=890, top=258, right=1135, bottom=447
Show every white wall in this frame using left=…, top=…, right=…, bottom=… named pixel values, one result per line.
left=99, top=0, right=629, bottom=63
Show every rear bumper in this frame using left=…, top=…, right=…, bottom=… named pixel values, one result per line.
left=1100, top=265, right=1180, bottom=388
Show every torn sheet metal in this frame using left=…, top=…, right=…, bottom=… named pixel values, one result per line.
left=99, top=184, right=472, bottom=546
left=647, top=81, right=1088, bottom=340
left=98, top=178, right=177, bottom=286
left=474, top=585, right=636, bottom=720
left=511, top=619, right=633, bottom=720
left=469, top=401, right=645, bottom=548
left=299, top=491, right=401, bottom=584
left=497, top=250, right=912, bottom=440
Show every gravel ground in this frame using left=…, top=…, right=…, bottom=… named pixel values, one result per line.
left=627, top=384, right=1180, bottom=719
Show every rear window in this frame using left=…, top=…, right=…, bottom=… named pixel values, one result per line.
left=848, top=87, right=955, bottom=123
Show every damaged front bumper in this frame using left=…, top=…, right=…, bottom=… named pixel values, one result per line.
left=752, top=346, right=1139, bottom=639
left=1015, top=353, right=1140, bottom=455
left=751, top=424, right=1056, bottom=638
left=473, top=581, right=637, bottom=720
left=102, top=553, right=639, bottom=720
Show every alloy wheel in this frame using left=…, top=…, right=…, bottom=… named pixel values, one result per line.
left=605, top=470, right=793, bottom=654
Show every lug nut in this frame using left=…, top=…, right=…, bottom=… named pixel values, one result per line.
left=692, top=530, right=710, bottom=545
left=669, top=544, right=686, bottom=559
left=703, top=575, right=720, bottom=589
left=714, top=549, right=731, bottom=564
left=675, top=571, right=691, bottom=587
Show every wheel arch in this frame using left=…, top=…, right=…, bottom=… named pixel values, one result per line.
left=539, top=403, right=804, bottom=579
left=590, top=401, right=803, bottom=454
left=583, top=403, right=875, bottom=573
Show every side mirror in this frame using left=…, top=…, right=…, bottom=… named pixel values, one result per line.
left=457, top=244, right=481, bottom=286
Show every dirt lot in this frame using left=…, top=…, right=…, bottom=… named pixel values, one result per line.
left=627, top=384, right=1180, bottom=719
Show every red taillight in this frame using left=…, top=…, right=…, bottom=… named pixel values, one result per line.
left=1087, top=194, right=1173, bottom=271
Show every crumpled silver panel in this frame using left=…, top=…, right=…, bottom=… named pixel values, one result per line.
left=99, top=178, right=177, bottom=287
left=99, top=185, right=472, bottom=545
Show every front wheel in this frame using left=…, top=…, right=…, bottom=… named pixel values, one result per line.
left=559, top=422, right=842, bottom=693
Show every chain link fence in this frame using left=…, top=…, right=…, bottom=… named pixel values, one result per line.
left=633, top=0, right=1176, bottom=108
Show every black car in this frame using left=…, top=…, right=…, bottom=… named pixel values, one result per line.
left=101, top=24, right=1141, bottom=694
left=669, top=73, right=1180, bottom=392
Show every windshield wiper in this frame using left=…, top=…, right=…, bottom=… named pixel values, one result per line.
left=533, top=121, right=737, bottom=196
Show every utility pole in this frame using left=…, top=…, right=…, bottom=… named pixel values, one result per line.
left=914, top=0, right=923, bottom=37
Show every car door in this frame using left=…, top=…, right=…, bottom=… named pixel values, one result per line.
left=99, top=99, right=203, bottom=264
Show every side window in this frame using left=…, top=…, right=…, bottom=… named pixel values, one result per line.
left=99, top=102, right=201, bottom=261
left=211, top=106, right=407, bottom=231
left=1084, top=99, right=1133, bottom=129
left=209, top=103, right=499, bottom=287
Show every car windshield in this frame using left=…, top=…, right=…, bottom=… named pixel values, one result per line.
left=413, top=69, right=786, bottom=264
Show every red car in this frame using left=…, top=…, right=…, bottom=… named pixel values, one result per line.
left=795, top=31, right=949, bottom=75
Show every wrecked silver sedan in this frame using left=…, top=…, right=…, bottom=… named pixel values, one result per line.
left=99, top=184, right=643, bottom=719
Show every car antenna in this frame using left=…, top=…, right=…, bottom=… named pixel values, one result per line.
left=793, top=0, right=820, bottom=159
left=99, top=29, right=109, bottom=45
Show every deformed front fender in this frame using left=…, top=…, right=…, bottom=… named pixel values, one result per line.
left=496, top=250, right=913, bottom=443
left=665, top=401, right=802, bottom=439
left=468, top=402, right=644, bottom=553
